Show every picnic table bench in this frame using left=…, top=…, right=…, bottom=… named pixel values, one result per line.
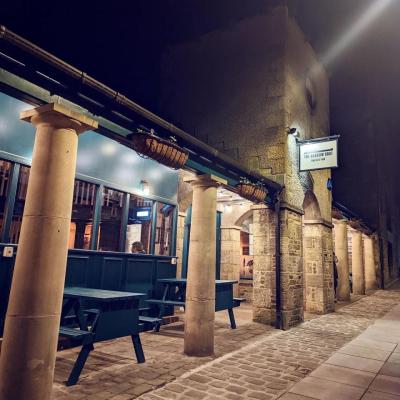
left=146, top=278, right=240, bottom=330
left=60, top=287, right=145, bottom=386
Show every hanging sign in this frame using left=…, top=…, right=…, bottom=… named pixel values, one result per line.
left=298, top=137, right=339, bottom=172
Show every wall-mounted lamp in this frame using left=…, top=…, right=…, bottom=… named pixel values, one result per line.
left=287, top=127, right=299, bottom=137
left=140, top=180, right=150, bottom=196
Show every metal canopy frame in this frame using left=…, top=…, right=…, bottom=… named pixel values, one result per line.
left=0, top=25, right=282, bottom=203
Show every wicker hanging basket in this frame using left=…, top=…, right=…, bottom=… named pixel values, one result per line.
left=129, top=132, right=189, bottom=170
left=236, top=182, right=267, bottom=203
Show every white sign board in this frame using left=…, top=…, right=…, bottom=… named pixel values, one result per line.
left=299, top=138, right=338, bottom=172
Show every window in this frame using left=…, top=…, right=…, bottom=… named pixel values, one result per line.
left=10, top=165, right=30, bottom=243
left=69, top=180, right=97, bottom=249
left=98, top=188, right=125, bottom=251
left=0, top=160, right=12, bottom=237
left=126, top=195, right=153, bottom=254
left=154, top=202, right=174, bottom=256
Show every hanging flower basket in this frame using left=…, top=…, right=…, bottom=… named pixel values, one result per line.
left=236, top=182, right=267, bottom=203
left=128, top=132, right=189, bottom=170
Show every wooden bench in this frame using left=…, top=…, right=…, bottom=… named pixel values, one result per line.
left=59, top=327, right=94, bottom=386
left=138, top=316, right=163, bottom=332
left=146, top=299, right=185, bottom=307
left=233, top=297, right=245, bottom=307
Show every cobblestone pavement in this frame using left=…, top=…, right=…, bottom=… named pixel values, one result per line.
left=138, top=289, right=400, bottom=400
left=53, top=307, right=273, bottom=399
left=53, top=289, right=400, bottom=400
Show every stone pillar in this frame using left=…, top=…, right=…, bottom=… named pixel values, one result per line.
left=184, top=175, right=220, bottom=356
left=0, top=104, right=97, bottom=400
left=352, top=230, right=365, bottom=295
left=303, top=221, right=335, bottom=314
left=334, top=220, right=351, bottom=301
left=220, top=226, right=241, bottom=296
left=252, top=204, right=276, bottom=325
left=364, top=235, right=377, bottom=290
left=280, top=208, right=303, bottom=329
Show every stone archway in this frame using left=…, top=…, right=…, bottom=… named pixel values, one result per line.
left=233, top=209, right=254, bottom=302
left=302, top=191, right=334, bottom=314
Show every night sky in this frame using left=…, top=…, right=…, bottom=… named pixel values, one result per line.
left=2, top=0, right=400, bottom=229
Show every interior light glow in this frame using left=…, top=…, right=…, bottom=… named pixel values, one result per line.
left=101, top=142, right=117, bottom=156
left=140, top=180, right=150, bottom=196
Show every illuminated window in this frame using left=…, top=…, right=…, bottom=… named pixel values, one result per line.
left=154, top=202, right=174, bottom=256
left=0, top=160, right=12, bottom=237
left=69, top=180, right=97, bottom=249
left=98, top=188, right=125, bottom=251
left=126, top=195, right=153, bottom=254
left=10, top=165, right=30, bottom=243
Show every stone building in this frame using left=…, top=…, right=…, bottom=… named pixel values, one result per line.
left=159, top=5, right=338, bottom=329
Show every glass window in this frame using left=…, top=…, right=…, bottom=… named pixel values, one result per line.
left=10, top=165, right=30, bottom=244
left=126, top=195, right=153, bottom=254
left=154, top=202, right=174, bottom=256
left=69, top=180, right=97, bottom=249
left=98, top=188, right=124, bottom=251
left=0, top=160, right=12, bottom=237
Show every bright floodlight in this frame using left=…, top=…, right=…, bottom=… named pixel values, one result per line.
left=320, top=0, right=394, bottom=67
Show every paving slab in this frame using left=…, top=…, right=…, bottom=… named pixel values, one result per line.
left=338, top=344, right=391, bottom=361
left=348, top=338, right=397, bottom=352
left=362, top=390, right=400, bottom=399
left=369, top=374, right=400, bottom=395
left=310, top=364, right=375, bottom=388
left=380, top=362, right=400, bottom=378
left=389, top=353, right=400, bottom=364
left=288, top=376, right=365, bottom=400
left=279, top=393, right=315, bottom=400
left=325, top=353, right=384, bottom=373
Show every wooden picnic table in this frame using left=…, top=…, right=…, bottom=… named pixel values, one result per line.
left=146, top=278, right=242, bottom=330
left=60, top=287, right=146, bottom=386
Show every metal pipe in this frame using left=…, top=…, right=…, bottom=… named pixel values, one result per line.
left=0, top=25, right=282, bottom=193
left=274, top=192, right=282, bottom=330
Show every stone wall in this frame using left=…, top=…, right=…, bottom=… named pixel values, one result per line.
left=280, top=208, right=304, bottom=329
left=220, top=227, right=241, bottom=296
left=239, top=280, right=253, bottom=303
left=303, top=222, right=334, bottom=313
left=252, top=205, right=276, bottom=325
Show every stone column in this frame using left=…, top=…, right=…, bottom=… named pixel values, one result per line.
left=352, top=230, right=365, bottom=295
left=184, top=175, right=221, bottom=356
left=220, top=226, right=241, bottom=296
left=334, top=220, right=351, bottom=301
left=252, top=204, right=276, bottom=325
left=303, top=221, right=335, bottom=314
left=364, top=235, right=377, bottom=290
left=280, top=208, right=303, bottom=329
left=0, top=103, right=97, bottom=400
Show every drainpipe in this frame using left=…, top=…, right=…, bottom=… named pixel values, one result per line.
left=274, top=189, right=283, bottom=330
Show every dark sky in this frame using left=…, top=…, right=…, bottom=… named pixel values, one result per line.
left=2, top=0, right=400, bottom=228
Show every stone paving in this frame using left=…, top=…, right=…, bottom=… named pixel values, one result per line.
left=52, top=307, right=273, bottom=399
left=53, top=289, right=400, bottom=400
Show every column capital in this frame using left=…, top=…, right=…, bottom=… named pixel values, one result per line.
left=20, top=103, right=98, bottom=134
left=251, top=203, right=271, bottom=211
left=184, top=174, right=227, bottom=189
